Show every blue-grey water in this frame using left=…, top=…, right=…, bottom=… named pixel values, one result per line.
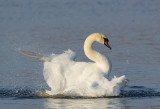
left=0, top=0, right=160, bottom=109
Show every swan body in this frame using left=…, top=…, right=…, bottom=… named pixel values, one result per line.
left=43, top=33, right=126, bottom=97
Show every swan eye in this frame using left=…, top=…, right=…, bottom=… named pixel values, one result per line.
left=104, top=38, right=109, bottom=42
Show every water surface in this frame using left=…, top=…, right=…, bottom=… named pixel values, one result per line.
left=0, top=0, right=160, bottom=109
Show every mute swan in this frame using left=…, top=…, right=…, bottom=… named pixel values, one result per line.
left=43, top=33, right=126, bottom=97
left=18, top=33, right=126, bottom=97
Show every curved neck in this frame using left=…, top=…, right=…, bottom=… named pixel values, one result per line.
left=83, top=35, right=112, bottom=73
left=84, top=35, right=98, bottom=62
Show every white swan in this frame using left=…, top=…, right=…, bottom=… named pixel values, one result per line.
left=43, top=33, right=126, bottom=97
left=18, top=33, right=126, bottom=97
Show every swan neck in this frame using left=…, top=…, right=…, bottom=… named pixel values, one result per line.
left=84, top=36, right=97, bottom=62
left=84, top=35, right=112, bottom=73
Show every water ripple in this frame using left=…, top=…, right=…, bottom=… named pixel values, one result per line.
left=0, top=86, right=160, bottom=99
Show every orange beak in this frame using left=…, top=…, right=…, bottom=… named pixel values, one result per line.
left=104, top=40, right=111, bottom=50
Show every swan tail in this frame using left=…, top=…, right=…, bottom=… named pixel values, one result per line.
left=18, top=49, right=44, bottom=59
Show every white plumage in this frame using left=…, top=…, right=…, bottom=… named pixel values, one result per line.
left=43, top=33, right=126, bottom=97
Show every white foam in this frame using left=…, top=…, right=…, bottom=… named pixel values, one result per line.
left=43, top=50, right=127, bottom=97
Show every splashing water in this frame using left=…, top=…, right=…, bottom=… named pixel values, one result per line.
left=43, top=50, right=127, bottom=97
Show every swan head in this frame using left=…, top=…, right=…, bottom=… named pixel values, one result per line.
left=91, top=33, right=111, bottom=50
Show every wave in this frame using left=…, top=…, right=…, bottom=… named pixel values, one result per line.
left=120, top=86, right=160, bottom=97
left=0, top=86, right=160, bottom=99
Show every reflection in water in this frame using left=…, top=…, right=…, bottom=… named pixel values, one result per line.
left=44, top=98, right=124, bottom=109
